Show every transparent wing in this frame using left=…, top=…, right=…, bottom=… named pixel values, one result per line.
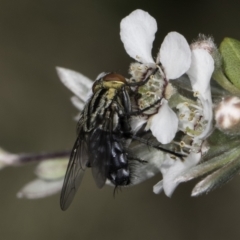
left=89, top=129, right=112, bottom=188
left=60, top=137, right=88, bottom=210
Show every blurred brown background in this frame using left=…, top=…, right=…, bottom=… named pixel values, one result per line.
left=0, top=0, right=239, bottom=239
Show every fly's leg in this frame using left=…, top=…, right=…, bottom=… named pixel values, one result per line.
left=131, top=135, right=187, bottom=160
left=126, top=98, right=162, bottom=116
left=127, top=156, right=147, bottom=164
left=127, top=67, right=158, bottom=87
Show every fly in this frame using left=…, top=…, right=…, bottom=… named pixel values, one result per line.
left=60, top=73, right=136, bottom=210
left=60, top=71, right=185, bottom=210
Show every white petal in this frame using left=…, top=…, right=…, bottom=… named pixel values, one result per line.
left=187, top=49, right=214, bottom=139
left=35, top=159, right=68, bottom=180
left=187, top=49, right=214, bottom=100
left=70, top=96, right=85, bottom=111
left=120, top=9, right=157, bottom=63
left=153, top=180, right=163, bottom=194
left=56, top=67, right=93, bottom=102
left=17, top=179, right=63, bottom=199
left=161, top=152, right=201, bottom=197
left=149, top=99, right=178, bottom=144
left=159, top=32, right=191, bottom=79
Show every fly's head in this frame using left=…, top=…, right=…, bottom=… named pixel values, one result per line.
left=92, top=72, right=127, bottom=93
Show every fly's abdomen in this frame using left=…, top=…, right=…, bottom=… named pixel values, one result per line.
left=108, top=139, right=130, bottom=186
left=87, top=128, right=130, bottom=188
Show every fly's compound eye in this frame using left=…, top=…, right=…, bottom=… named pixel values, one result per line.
left=92, top=79, right=101, bottom=93
left=92, top=73, right=126, bottom=92
left=103, top=73, right=126, bottom=83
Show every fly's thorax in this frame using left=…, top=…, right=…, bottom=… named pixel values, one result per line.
left=112, top=111, right=120, bottom=131
left=81, top=90, right=126, bottom=133
left=80, top=72, right=132, bottom=134
left=105, top=88, right=118, bottom=101
left=102, top=81, right=125, bottom=91
left=80, top=89, right=108, bottom=132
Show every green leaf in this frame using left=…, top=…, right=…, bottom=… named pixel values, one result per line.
left=191, top=155, right=240, bottom=196
left=220, top=37, right=240, bottom=90
left=175, top=145, right=240, bottom=183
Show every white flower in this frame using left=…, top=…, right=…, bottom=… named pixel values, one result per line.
left=145, top=99, right=178, bottom=144
left=17, top=159, right=68, bottom=199
left=153, top=41, right=214, bottom=196
left=120, top=9, right=191, bottom=144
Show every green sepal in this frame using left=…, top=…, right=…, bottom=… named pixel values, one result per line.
left=192, top=154, right=240, bottom=196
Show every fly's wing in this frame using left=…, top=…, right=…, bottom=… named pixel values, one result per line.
left=60, top=137, right=88, bottom=210
left=88, top=128, right=112, bottom=188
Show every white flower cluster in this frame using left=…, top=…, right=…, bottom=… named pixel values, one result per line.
left=120, top=9, right=214, bottom=196
left=17, top=9, right=217, bottom=199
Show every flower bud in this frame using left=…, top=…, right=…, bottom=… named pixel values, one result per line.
left=215, top=96, right=240, bottom=134
left=191, top=34, right=216, bottom=53
left=191, top=34, right=220, bottom=68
